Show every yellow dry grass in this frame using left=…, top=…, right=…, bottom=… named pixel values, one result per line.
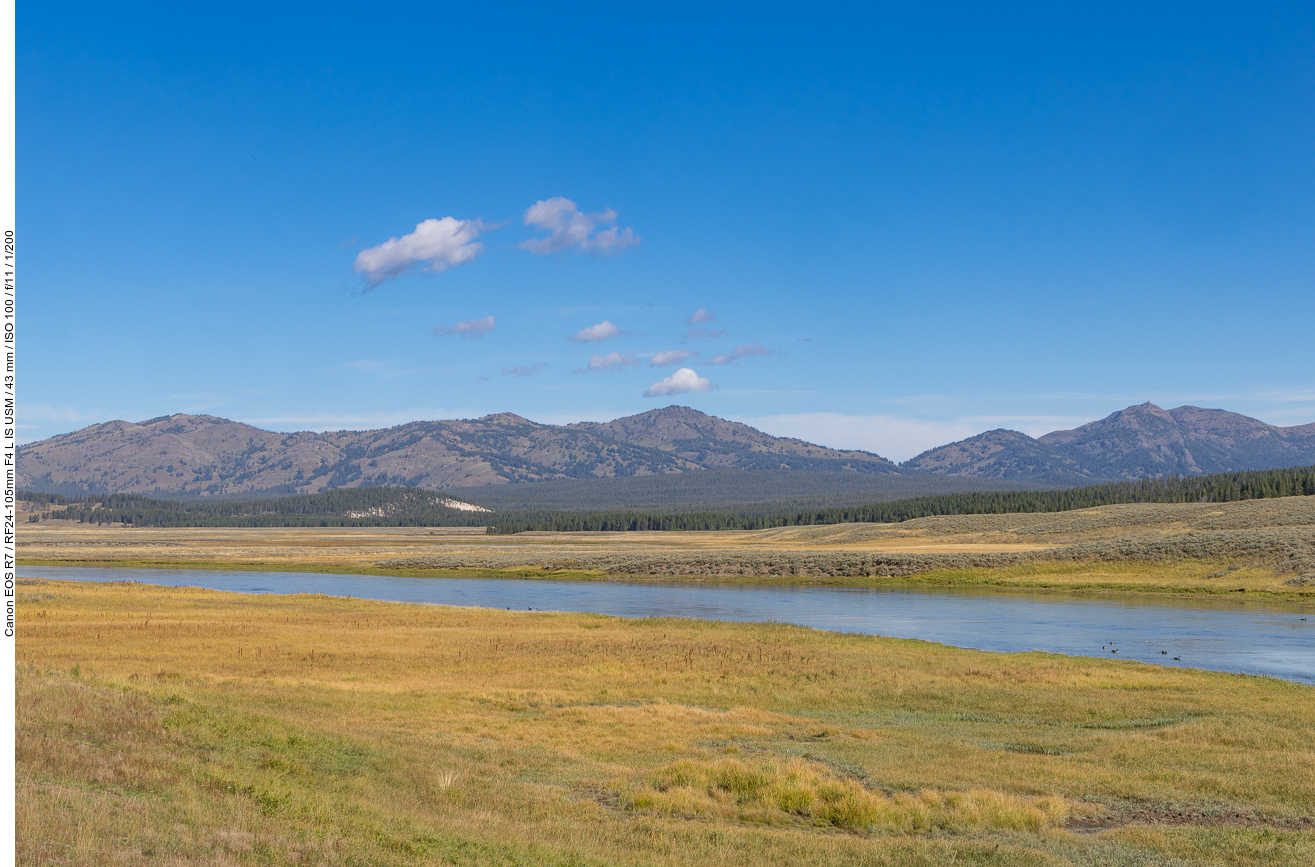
left=20, top=495, right=1315, bottom=599
left=17, top=578, right=1315, bottom=865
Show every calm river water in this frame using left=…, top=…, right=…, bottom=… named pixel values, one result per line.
left=21, top=565, right=1315, bottom=685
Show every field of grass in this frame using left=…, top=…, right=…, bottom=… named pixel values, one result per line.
left=17, top=578, right=1315, bottom=866
left=18, top=497, right=1315, bottom=600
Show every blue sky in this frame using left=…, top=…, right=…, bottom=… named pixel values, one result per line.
left=19, top=2, right=1315, bottom=460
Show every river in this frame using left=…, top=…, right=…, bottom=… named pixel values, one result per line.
left=20, top=565, right=1315, bottom=685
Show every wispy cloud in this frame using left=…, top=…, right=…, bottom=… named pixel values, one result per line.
left=354, top=217, right=486, bottom=286
left=678, top=309, right=731, bottom=342
left=649, top=349, right=698, bottom=367
left=1254, top=388, right=1315, bottom=404
left=569, top=320, right=620, bottom=343
left=20, top=403, right=99, bottom=423
left=502, top=363, right=547, bottom=378
left=240, top=409, right=470, bottom=432
left=707, top=343, right=773, bottom=365
left=734, top=412, right=1093, bottom=462
left=685, top=327, right=728, bottom=340
left=434, top=315, right=495, bottom=338
left=520, top=197, right=640, bottom=255
left=586, top=351, right=640, bottom=371
left=644, top=368, right=711, bottom=397
left=682, top=307, right=727, bottom=339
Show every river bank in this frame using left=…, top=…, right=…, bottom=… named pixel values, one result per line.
left=22, top=563, right=1315, bottom=683
left=17, top=496, right=1315, bottom=601
left=17, top=556, right=1315, bottom=600
left=18, top=578, right=1315, bottom=866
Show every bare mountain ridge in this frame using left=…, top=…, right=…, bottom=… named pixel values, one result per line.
left=20, top=402, right=1315, bottom=497
left=569, top=406, right=888, bottom=469
left=896, top=428, right=1100, bottom=486
left=905, top=403, right=1315, bottom=483
left=17, top=406, right=898, bottom=496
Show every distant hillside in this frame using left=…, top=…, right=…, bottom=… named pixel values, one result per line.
left=1039, top=404, right=1315, bottom=477
left=17, top=407, right=899, bottom=496
left=21, top=401, right=1315, bottom=498
left=446, top=469, right=1055, bottom=513
left=898, top=429, right=1099, bottom=486
left=567, top=407, right=885, bottom=472
left=484, top=464, right=1315, bottom=534
left=904, top=403, right=1315, bottom=482
left=25, top=465, right=1314, bottom=532
left=20, top=487, right=495, bottom=528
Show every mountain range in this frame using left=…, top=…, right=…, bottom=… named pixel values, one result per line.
left=905, top=403, right=1315, bottom=485
left=17, top=402, right=1315, bottom=497
left=16, top=406, right=897, bottom=496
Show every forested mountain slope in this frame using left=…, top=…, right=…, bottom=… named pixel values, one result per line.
left=21, top=402, right=1315, bottom=497
left=897, top=429, right=1099, bottom=486
left=568, top=406, right=895, bottom=473
left=17, top=407, right=898, bottom=496
left=905, top=403, right=1315, bottom=482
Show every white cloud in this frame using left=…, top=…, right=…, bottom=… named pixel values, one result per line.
left=687, top=307, right=715, bottom=325
left=649, top=349, right=698, bottom=367
left=570, top=320, right=620, bottom=342
left=707, top=343, right=773, bottom=365
left=585, top=225, right=640, bottom=253
left=354, top=217, right=485, bottom=286
left=434, top=315, right=495, bottom=338
left=520, top=197, right=640, bottom=255
left=587, top=351, right=640, bottom=371
left=644, top=368, right=711, bottom=398
left=501, top=363, right=546, bottom=377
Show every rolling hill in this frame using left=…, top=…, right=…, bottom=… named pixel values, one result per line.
left=903, top=403, right=1315, bottom=483
left=20, top=402, right=1315, bottom=499
left=17, top=407, right=899, bottom=496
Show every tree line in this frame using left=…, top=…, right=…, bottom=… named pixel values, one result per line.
left=19, top=487, right=492, bottom=528
left=482, top=465, right=1315, bottom=533
left=20, top=464, right=1315, bottom=532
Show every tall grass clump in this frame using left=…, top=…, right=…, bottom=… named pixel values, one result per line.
left=625, top=757, right=1072, bottom=832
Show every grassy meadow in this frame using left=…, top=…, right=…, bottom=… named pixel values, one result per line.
left=18, top=496, right=1315, bottom=600
left=17, top=578, right=1315, bottom=866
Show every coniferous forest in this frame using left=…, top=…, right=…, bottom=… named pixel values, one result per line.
left=20, top=465, right=1315, bottom=532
